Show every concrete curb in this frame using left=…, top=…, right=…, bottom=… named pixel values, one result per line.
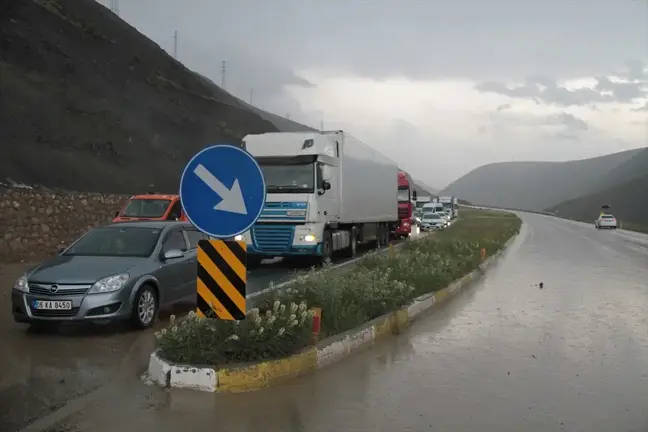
left=148, top=227, right=520, bottom=393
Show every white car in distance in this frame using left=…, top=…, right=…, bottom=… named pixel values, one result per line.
left=436, top=211, right=450, bottom=227
left=595, top=214, right=618, bottom=229
left=420, top=213, right=445, bottom=231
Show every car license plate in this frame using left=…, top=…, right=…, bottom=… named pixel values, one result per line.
left=32, top=300, right=72, bottom=310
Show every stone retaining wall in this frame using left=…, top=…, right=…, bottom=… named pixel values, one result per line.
left=0, top=187, right=129, bottom=262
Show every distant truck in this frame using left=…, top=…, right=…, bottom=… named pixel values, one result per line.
left=113, top=193, right=187, bottom=222
left=415, top=195, right=432, bottom=215
left=438, top=196, right=458, bottom=219
left=393, top=170, right=417, bottom=238
left=237, top=131, right=399, bottom=265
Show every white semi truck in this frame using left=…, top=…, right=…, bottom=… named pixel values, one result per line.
left=438, top=196, right=458, bottom=219
left=237, top=131, right=399, bottom=265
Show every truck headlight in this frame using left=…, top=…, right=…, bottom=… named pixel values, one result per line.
left=234, top=235, right=243, bottom=241
left=302, top=234, right=316, bottom=242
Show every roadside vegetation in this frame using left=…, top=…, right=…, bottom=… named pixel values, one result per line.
left=156, top=208, right=521, bottom=366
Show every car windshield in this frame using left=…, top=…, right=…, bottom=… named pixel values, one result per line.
left=121, top=199, right=171, bottom=218
left=64, top=226, right=162, bottom=257
left=424, top=214, right=440, bottom=220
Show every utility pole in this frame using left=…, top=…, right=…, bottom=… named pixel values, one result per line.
left=172, top=30, right=178, bottom=59
left=249, top=88, right=254, bottom=104
left=320, top=119, right=324, bottom=130
left=220, top=60, right=227, bottom=89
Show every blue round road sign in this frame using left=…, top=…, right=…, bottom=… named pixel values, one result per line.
left=179, top=144, right=266, bottom=238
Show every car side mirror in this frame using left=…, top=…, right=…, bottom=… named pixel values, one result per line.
left=162, top=249, right=184, bottom=260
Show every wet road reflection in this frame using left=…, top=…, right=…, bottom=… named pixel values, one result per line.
left=1, top=238, right=406, bottom=432
left=43, top=212, right=648, bottom=432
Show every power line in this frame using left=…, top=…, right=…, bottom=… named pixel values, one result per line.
left=220, top=60, right=227, bottom=89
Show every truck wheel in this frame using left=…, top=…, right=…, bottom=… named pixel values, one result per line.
left=321, top=230, right=333, bottom=263
left=345, top=227, right=357, bottom=258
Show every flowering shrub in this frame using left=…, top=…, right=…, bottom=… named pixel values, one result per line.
left=156, top=209, right=520, bottom=365
left=156, top=301, right=313, bottom=365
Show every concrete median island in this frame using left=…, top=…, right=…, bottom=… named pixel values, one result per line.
left=148, top=208, right=522, bottom=392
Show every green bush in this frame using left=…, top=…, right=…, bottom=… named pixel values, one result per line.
left=156, top=301, right=313, bottom=365
left=156, top=211, right=521, bottom=365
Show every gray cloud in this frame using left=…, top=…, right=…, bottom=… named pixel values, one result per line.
left=496, top=104, right=512, bottom=112
left=545, top=113, right=589, bottom=131
left=475, top=63, right=648, bottom=106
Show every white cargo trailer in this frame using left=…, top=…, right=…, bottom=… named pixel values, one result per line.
left=238, top=131, right=399, bottom=265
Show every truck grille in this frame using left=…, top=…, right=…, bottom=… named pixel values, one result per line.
left=252, top=225, right=294, bottom=252
left=398, top=208, right=410, bottom=219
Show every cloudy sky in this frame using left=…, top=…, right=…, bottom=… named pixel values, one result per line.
left=100, top=0, right=647, bottom=189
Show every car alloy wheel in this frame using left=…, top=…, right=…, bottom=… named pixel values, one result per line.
left=132, top=285, right=158, bottom=329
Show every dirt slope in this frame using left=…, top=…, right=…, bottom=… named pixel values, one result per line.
left=0, top=0, right=306, bottom=193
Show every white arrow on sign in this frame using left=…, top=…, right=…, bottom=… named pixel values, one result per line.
left=193, top=164, right=248, bottom=215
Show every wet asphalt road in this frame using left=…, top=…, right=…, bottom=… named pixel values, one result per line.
left=0, top=238, right=407, bottom=432
left=31, top=212, right=648, bottom=432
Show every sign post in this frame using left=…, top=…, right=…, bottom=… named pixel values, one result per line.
left=179, top=144, right=266, bottom=320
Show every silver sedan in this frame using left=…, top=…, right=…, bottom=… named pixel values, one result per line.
left=11, top=221, right=206, bottom=330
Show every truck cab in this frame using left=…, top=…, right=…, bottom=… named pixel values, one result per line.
left=113, top=194, right=187, bottom=222
left=237, top=131, right=398, bottom=266
left=393, top=170, right=416, bottom=238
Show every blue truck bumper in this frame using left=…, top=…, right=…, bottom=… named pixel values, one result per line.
left=247, top=224, right=323, bottom=257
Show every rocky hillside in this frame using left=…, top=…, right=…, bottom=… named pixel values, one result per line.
left=0, top=0, right=310, bottom=193
left=440, top=148, right=644, bottom=212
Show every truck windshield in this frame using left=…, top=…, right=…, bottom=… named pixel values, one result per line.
left=397, top=187, right=410, bottom=202
left=260, top=162, right=315, bottom=193
left=121, top=199, right=171, bottom=218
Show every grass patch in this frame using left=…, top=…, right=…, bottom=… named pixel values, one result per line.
left=156, top=210, right=521, bottom=366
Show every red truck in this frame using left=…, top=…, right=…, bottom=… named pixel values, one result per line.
left=393, top=170, right=416, bottom=238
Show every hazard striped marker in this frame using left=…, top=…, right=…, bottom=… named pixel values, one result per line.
left=196, top=239, right=247, bottom=320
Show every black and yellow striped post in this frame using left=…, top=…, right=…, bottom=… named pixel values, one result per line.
left=196, top=239, right=247, bottom=320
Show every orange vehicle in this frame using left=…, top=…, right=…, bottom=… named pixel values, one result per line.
left=112, top=193, right=188, bottom=222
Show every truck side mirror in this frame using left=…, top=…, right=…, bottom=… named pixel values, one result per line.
left=412, top=190, right=417, bottom=200
left=322, top=181, right=331, bottom=191
left=114, top=211, right=119, bottom=218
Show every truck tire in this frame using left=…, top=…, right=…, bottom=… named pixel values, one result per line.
left=321, top=230, right=333, bottom=264
left=344, top=227, right=358, bottom=258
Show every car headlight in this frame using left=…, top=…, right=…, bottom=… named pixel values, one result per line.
left=88, top=273, right=130, bottom=294
left=14, top=275, right=29, bottom=292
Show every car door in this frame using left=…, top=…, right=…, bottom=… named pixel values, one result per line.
left=180, top=227, right=207, bottom=299
left=156, top=227, right=189, bottom=304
